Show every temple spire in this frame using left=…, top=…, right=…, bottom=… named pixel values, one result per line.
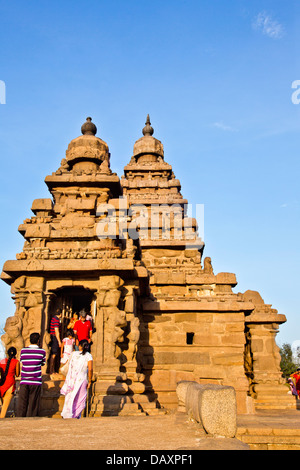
left=142, top=114, right=154, bottom=136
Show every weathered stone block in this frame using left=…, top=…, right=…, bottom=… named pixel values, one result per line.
left=174, top=313, right=199, bottom=323
left=65, top=197, right=96, bottom=211
left=154, top=351, right=210, bottom=365
left=221, top=332, right=246, bottom=345
left=153, top=351, right=175, bottom=364
left=213, top=353, right=243, bottom=366
left=154, top=271, right=185, bottom=284
left=31, top=198, right=53, bottom=214
left=216, top=313, right=243, bottom=323
left=193, top=365, right=223, bottom=380
left=25, top=224, right=51, bottom=238
left=160, top=285, right=186, bottom=295
left=215, top=272, right=237, bottom=285
left=183, top=382, right=237, bottom=438
left=154, top=331, right=185, bottom=346
left=225, top=323, right=245, bottom=333
left=251, top=338, right=264, bottom=352
left=193, top=333, right=220, bottom=347
left=151, top=315, right=171, bottom=323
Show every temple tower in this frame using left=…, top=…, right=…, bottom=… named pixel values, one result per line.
left=1, top=118, right=154, bottom=415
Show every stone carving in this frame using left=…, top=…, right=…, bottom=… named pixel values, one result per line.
left=203, top=257, right=213, bottom=274
left=99, top=159, right=111, bottom=174
left=104, top=307, right=127, bottom=362
left=1, top=315, right=24, bottom=354
left=22, top=306, right=43, bottom=343
left=59, top=158, right=70, bottom=173
left=125, top=238, right=137, bottom=259
left=127, top=316, right=140, bottom=360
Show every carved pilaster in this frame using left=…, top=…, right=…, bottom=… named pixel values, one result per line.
left=243, top=290, right=295, bottom=410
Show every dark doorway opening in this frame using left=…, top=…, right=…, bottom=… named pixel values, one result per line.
left=47, top=286, right=96, bottom=374
left=49, top=286, right=96, bottom=340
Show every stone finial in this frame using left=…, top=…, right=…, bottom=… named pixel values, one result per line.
left=81, top=117, right=97, bottom=136
left=142, top=114, right=154, bottom=137
left=132, top=114, right=164, bottom=159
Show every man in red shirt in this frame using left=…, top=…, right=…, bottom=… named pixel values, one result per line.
left=73, top=309, right=92, bottom=348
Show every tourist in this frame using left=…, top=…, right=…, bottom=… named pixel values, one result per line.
left=290, top=368, right=300, bottom=397
left=16, top=332, right=46, bottom=417
left=0, top=347, right=20, bottom=418
left=288, top=377, right=298, bottom=397
left=60, top=339, right=93, bottom=419
left=49, top=308, right=62, bottom=377
left=67, top=312, right=79, bottom=330
left=86, top=312, right=94, bottom=329
left=59, top=329, right=75, bottom=376
left=73, top=309, right=92, bottom=349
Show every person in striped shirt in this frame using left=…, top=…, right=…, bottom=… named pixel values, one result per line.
left=16, top=332, right=46, bottom=417
left=49, top=308, right=62, bottom=377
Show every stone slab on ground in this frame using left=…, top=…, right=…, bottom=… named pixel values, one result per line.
left=3, top=410, right=300, bottom=451
left=0, top=413, right=249, bottom=451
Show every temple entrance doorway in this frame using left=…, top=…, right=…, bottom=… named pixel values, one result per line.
left=48, top=286, right=96, bottom=340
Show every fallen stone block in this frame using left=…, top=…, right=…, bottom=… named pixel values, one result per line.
left=177, top=381, right=237, bottom=438
left=176, top=381, right=194, bottom=412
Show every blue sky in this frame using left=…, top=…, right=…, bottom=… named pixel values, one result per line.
left=0, top=0, right=299, bottom=349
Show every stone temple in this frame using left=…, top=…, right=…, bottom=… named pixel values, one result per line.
left=1, top=116, right=294, bottom=416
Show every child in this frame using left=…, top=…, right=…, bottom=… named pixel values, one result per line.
left=60, top=329, right=75, bottom=376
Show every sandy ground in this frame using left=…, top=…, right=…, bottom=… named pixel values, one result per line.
left=0, top=412, right=249, bottom=451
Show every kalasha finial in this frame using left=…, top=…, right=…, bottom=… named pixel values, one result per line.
left=142, top=114, right=154, bottom=136
left=81, top=117, right=97, bottom=136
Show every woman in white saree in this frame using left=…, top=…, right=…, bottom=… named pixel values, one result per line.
left=60, top=339, right=93, bottom=419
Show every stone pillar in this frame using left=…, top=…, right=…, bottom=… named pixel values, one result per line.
left=42, top=292, right=55, bottom=367
left=243, top=290, right=295, bottom=410
left=246, top=321, right=295, bottom=409
left=93, top=275, right=129, bottom=395
left=123, top=283, right=146, bottom=395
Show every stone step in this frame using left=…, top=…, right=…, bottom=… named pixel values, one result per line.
left=91, top=402, right=140, bottom=412
left=40, top=377, right=165, bottom=417
left=255, top=399, right=296, bottom=406
left=142, top=408, right=166, bottom=416
left=91, top=395, right=127, bottom=405
left=89, top=396, right=166, bottom=417
left=91, top=411, right=119, bottom=417
left=90, top=402, right=146, bottom=417
left=139, top=401, right=157, bottom=409
left=91, top=393, right=162, bottom=410
left=92, top=394, right=158, bottom=405
left=255, top=397, right=297, bottom=410
left=255, top=398, right=296, bottom=405
left=255, top=390, right=295, bottom=399
left=255, top=404, right=296, bottom=411
left=120, top=403, right=142, bottom=411
left=237, top=429, right=300, bottom=450
left=91, top=401, right=133, bottom=412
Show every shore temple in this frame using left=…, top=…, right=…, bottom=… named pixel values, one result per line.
left=1, top=116, right=293, bottom=416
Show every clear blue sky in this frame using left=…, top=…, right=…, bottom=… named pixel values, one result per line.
left=0, top=0, right=299, bottom=348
